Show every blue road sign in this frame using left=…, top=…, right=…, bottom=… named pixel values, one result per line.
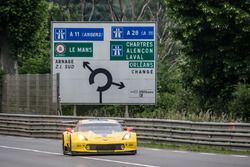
left=54, top=28, right=104, bottom=41
left=111, top=26, right=154, bottom=39
left=111, top=45, right=123, bottom=57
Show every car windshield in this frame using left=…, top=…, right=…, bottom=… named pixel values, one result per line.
left=78, top=123, right=123, bottom=135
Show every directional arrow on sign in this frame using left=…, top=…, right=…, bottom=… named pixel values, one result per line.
left=112, top=82, right=125, bottom=89
left=83, top=62, right=93, bottom=72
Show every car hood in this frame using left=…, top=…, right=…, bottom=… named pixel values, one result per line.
left=75, top=131, right=128, bottom=141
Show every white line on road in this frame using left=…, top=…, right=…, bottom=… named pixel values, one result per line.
left=231, top=155, right=248, bottom=158
left=0, top=145, right=61, bottom=155
left=22, top=137, right=33, bottom=140
left=0, top=145, right=160, bottom=167
left=81, top=157, right=160, bottom=167
left=172, top=150, right=188, bottom=154
left=199, top=153, right=216, bottom=156
left=144, top=148, right=161, bottom=151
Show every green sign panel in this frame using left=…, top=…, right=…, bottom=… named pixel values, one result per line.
left=54, top=42, right=93, bottom=57
left=129, top=61, right=154, bottom=68
left=110, top=41, right=154, bottom=61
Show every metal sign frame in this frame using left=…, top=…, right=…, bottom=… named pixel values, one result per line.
left=51, top=21, right=157, bottom=105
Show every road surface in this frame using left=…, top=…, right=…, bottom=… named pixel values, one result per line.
left=0, top=135, right=249, bottom=167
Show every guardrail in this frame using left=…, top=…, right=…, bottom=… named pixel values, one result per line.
left=0, top=113, right=250, bottom=150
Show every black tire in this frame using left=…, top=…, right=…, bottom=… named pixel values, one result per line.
left=131, top=150, right=137, bottom=155
left=69, top=135, right=76, bottom=156
left=62, top=135, right=69, bottom=155
left=62, top=134, right=67, bottom=155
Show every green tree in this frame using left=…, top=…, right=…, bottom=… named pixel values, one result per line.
left=0, top=0, right=49, bottom=73
left=229, top=84, right=250, bottom=122
left=166, top=0, right=250, bottom=114
left=48, top=0, right=112, bottom=21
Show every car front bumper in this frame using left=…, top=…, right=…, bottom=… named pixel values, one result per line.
left=71, top=141, right=137, bottom=153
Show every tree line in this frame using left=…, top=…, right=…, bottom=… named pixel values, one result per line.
left=0, top=0, right=249, bottom=121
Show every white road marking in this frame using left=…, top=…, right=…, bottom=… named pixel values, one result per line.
left=22, top=137, right=33, bottom=140
left=231, top=155, right=248, bottom=158
left=0, top=145, right=160, bottom=167
left=144, top=148, right=160, bottom=151
left=0, top=145, right=61, bottom=155
left=81, top=157, right=160, bottom=167
left=199, top=153, right=216, bottom=156
left=37, top=138, right=58, bottom=142
left=172, top=150, right=188, bottom=154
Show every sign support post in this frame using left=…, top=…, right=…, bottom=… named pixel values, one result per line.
left=125, top=105, right=129, bottom=118
left=73, top=105, right=77, bottom=116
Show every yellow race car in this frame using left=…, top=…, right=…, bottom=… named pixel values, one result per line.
left=62, top=119, right=137, bottom=155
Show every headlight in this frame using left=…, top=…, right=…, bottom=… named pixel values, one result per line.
left=123, top=133, right=131, bottom=140
left=78, top=134, right=88, bottom=141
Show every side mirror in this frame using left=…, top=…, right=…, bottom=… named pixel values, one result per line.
left=65, top=128, right=73, bottom=133
left=126, top=127, right=134, bottom=132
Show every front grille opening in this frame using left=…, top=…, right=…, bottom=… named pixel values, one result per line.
left=87, top=144, right=124, bottom=150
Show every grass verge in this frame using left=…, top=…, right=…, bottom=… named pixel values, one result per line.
left=138, top=142, right=250, bottom=155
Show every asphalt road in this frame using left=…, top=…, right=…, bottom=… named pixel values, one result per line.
left=0, top=135, right=249, bottom=167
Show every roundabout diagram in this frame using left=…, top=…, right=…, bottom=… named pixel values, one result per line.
left=83, top=62, right=125, bottom=103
